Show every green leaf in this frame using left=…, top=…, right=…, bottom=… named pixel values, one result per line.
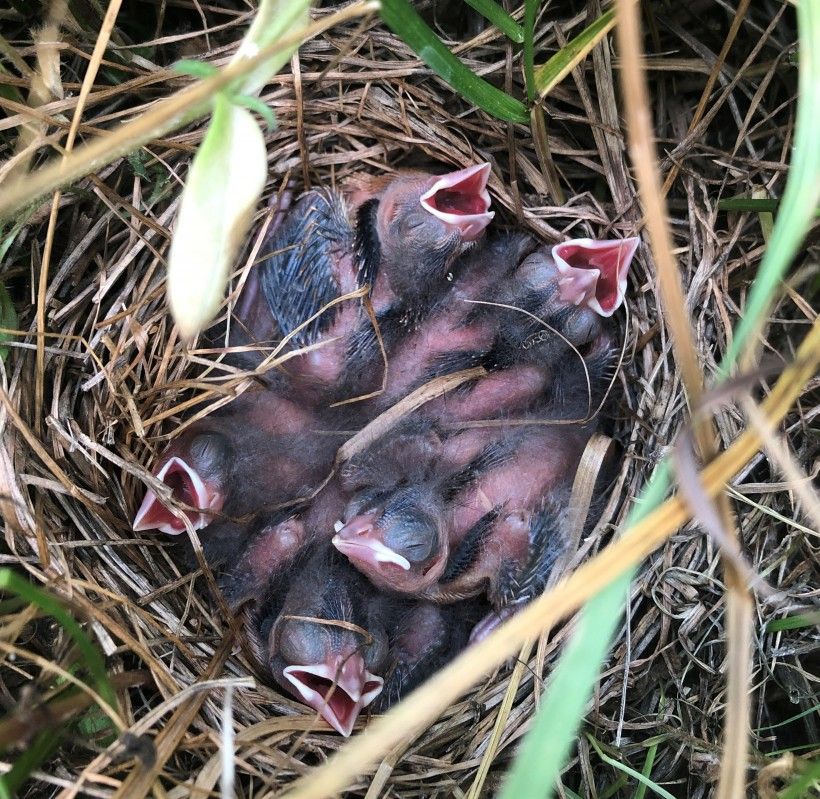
left=380, top=0, right=529, bottom=123
left=167, top=95, right=268, bottom=338
left=463, top=0, right=524, bottom=43
left=778, top=759, right=820, bottom=799
left=500, top=4, right=820, bottom=798
left=0, top=569, right=119, bottom=796
left=232, top=0, right=311, bottom=97
left=233, top=94, right=278, bottom=129
left=76, top=704, right=118, bottom=746
left=0, top=570, right=117, bottom=710
left=586, top=734, right=678, bottom=799
left=533, top=9, right=616, bottom=98
left=0, top=283, right=17, bottom=361
left=173, top=59, right=220, bottom=80
left=766, top=610, right=820, bottom=632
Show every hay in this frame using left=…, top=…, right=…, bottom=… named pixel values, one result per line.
left=1, top=2, right=817, bottom=797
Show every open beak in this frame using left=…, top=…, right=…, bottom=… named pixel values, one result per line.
left=283, top=653, right=384, bottom=736
left=552, top=237, right=640, bottom=317
left=420, top=162, right=494, bottom=241
left=332, top=515, right=411, bottom=571
left=132, top=456, right=223, bottom=535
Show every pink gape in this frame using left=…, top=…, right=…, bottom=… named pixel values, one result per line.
left=419, top=162, right=494, bottom=241
left=283, top=652, right=383, bottom=737
left=553, top=236, right=640, bottom=317
left=132, top=456, right=223, bottom=535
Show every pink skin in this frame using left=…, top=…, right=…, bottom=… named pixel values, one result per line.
left=282, top=652, right=383, bottom=737
left=381, top=308, right=497, bottom=402
left=424, top=365, right=551, bottom=423
left=447, top=428, right=582, bottom=542
left=552, top=237, right=640, bottom=317
left=377, top=241, right=507, bottom=405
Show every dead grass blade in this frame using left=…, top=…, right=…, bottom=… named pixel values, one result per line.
left=616, top=2, right=749, bottom=794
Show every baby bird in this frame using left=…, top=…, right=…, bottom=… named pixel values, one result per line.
left=247, top=546, right=389, bottom=737
left=345, top=162, right=495, bottom=311
left=372, top=600, right=479, bottom=711
left=217, top=478, right=350, bottom=610
left=334, top=423, right=503, bottom=593
left=234, top=164, right=495, bottom=394
left=132, top=389, right=338, bottom=539
left=492, top=237, right=639, bottom=366
left=334, top=409, right=600, bottom=607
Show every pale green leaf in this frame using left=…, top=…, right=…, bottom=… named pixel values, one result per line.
left=167, top=96, right=267, bottom=339
left=233, top=0, right=311, bottom=96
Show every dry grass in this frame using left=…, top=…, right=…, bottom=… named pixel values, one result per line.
left=0, top=2, right=818, bottom=797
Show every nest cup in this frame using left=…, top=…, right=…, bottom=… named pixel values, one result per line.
left=1, top=3, right=817, bottom=796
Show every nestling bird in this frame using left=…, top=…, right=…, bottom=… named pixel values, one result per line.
left=246, top=546, right=389, bottom=736
left=232, top=163, right=496, bottom=395
left=334, top=423, right=504, bottom=593
left=132, top=389, right=339, bottom=538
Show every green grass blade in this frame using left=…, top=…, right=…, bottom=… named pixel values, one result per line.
left=718, top=196, right=820, bottom=216
left=533, top=9, right=616, bottom=98
left=0, top=570, right=120, bottom=794
left=500, top=3, right=820, bottom=797
left=586, top=734, right=677, bottom=799
left=0, top=569, right=117, bottom=711
left=0, top=730, right=62, bottom=798
left=765, top=610, right=820, bottom=632
left=522, top=0, right=537, bottom=102
left=635, top=740, right=660, bottom=799
left=380, top=0, right=529, bottom=123
left=756, top=704, right=820, bottom=732
left=463, top=0, right=524, bottom=43
left=497, top=564, right=637, bottom=799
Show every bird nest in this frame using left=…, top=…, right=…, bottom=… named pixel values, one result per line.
left=1, top=2, right=817, bottom=797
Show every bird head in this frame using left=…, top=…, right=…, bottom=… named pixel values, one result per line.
left=374, top=163, right=494, bottom=297
left=333, top=489, right=448, bottom=593
left=132, top=430, right=230, bottom=535
left=268, top=552, right=388, bottom=736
